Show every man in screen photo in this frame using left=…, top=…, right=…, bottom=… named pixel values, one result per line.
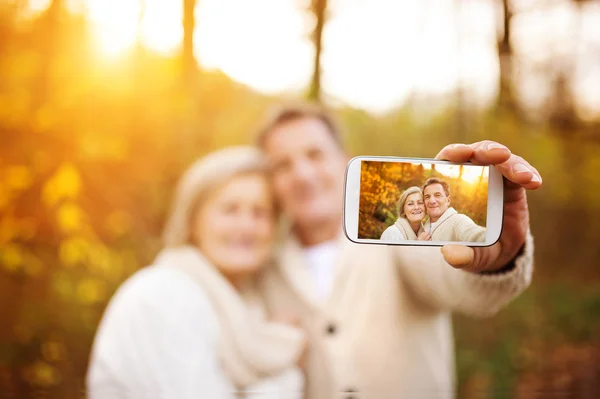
left=422, top=177, right=486, bottom=242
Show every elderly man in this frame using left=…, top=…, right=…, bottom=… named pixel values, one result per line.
left=256, top=102, right=540, bottom=399
left=422, top=177, right=487, bottom=242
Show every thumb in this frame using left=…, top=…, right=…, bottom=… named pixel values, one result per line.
left=441, top=245, right=474, bottom=268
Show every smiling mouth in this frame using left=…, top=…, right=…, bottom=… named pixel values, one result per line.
left=229, top=240, right=257, bottom=248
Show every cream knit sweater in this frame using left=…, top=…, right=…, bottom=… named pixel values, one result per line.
left=257, top=229, right=534, bottom=399
left=380, top=217, right=425, bottom=241
left=423, top=207, right=487, bottom=242
left=87, top=248, right=305, bottom=399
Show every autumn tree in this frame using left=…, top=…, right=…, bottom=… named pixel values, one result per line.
left=496, top=0, right=518, bottom=114
left=307, top=0, right=328, bottom=102
left=182, top=0, right=198, bottom=85
left=35, top=0, right=63, bottom=110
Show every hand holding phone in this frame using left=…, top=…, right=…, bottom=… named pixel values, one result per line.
left=343, top=156, right=504, bottom=247
left=343, top=141, right=543, bottom=273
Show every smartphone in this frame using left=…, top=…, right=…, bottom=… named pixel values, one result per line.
left=343, top=156, right=504, bottom=247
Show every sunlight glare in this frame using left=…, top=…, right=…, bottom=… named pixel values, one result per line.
left=27, top=0, right=51, bottom=14
left=436, top=165, right=460, bottom=179
left=139, top=0, right=183, bottom=55
left=195, top=0, right=312, bottom=93
left=461, top=165, right=488, bottom=184
left=85, top=0, right=141, bottom=58
left=432, top=164, right=488, bottom=185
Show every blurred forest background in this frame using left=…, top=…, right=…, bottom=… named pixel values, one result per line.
left=358, top=161, right=488, bottom=239
left=1, top=0, right=600, bottom=398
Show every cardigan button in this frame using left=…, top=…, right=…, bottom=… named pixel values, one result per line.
left=325, top=323, right=337, bottom=335
left=344, top=387, right=358, bottom=398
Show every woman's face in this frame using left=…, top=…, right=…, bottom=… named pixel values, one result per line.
left=192, top=173, right=275, bottom=281
left=403, top=192, right=426, bottom=223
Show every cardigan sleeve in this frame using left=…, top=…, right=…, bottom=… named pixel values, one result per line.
left=380, top=225, right=406, bottom=242
left=454, top=214, right=487, bottom=243
left=393, top=228, right=534, bottom=317
left=86, top=267, right=236, bottom=399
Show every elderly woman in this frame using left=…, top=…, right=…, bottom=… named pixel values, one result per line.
left=87, top=147, right=306, bottom=399
left=380, top=186, right=430, bottom=242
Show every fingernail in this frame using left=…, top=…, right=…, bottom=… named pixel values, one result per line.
left=513, top=163, right=530, bottom=174
left=487, top=142, right=507, bottom=151
left=530, top=174, right=541, bottom=183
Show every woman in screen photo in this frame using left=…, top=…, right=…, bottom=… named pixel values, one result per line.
left=86, top=146, right=306, bottom=399
left=380, top=186, right=430, bottom=242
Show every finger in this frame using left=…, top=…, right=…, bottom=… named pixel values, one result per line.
left=442, top=243, right=503, bottom=272
left=528, top=165, right=543, bottom=189
left=467, top=141, right=512, bottom=165
left=435, top=143, right=473, bottom=162
left=436, top=141, right=511, bottom=165
left=495, top=154, right=543, bottom=190
left=441, top=245, right=474, bottom=268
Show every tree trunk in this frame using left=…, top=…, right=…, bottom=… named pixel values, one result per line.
left=453, top=0, right=468, bottom=143
left=496, top=0, right=518, bottom=113
left=183, top=0, right=197, bottom=85
left=548, top=1, right=586, bottom=132
left=35, top=0, right=62, bottom=110
left=307, top=0, right=327, bottom=102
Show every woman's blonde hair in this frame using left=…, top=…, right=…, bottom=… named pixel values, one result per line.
left=162, top=146, right=269, bottom=248
left=396, top=186, right=423, bottom=219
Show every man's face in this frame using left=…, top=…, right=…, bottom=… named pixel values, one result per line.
left=423, top=183, right=450, bottom=223
left=262, top=117, right=348, bottom=229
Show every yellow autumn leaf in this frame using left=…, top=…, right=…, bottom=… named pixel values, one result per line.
left=1, top=243, right=23, bottom=272
left=42, top=163, right=82, bottom=207
left=33, top=105, right=57, bottom=133
left=77, top=278, right=107, bottom=304
left=87, top=244, right=111, bottom=274
left=0, top=216, right=17, bottom=244
left=42, top=341, right=66, bottom=363
left=0, top=184, right=11, bottom=210
left=5, top=165, right=33, bottom=190
left=59, top=236, right=88, bottom=267
left=23, top=254, right=44, bottom=277
left=24, top=360, right=61, bottom=387
left=56, top=202, right=84, bottom=233
left=104, top=256, right=124, bottom=282
left=105, top=211, right=132, bottom=237
left=52, top=274, right=73, bottom=299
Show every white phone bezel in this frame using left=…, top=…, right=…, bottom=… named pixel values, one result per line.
left=343, top=156, right=504, bottom=247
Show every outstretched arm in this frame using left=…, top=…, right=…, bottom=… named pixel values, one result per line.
left=393, top=140, right=540, bottom=316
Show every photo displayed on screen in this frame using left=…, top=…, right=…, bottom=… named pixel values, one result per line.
left=358, top=160, right=489, bottom=242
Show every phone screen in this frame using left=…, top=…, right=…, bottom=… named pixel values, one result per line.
left=354, top=159, right=492, bottom=244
